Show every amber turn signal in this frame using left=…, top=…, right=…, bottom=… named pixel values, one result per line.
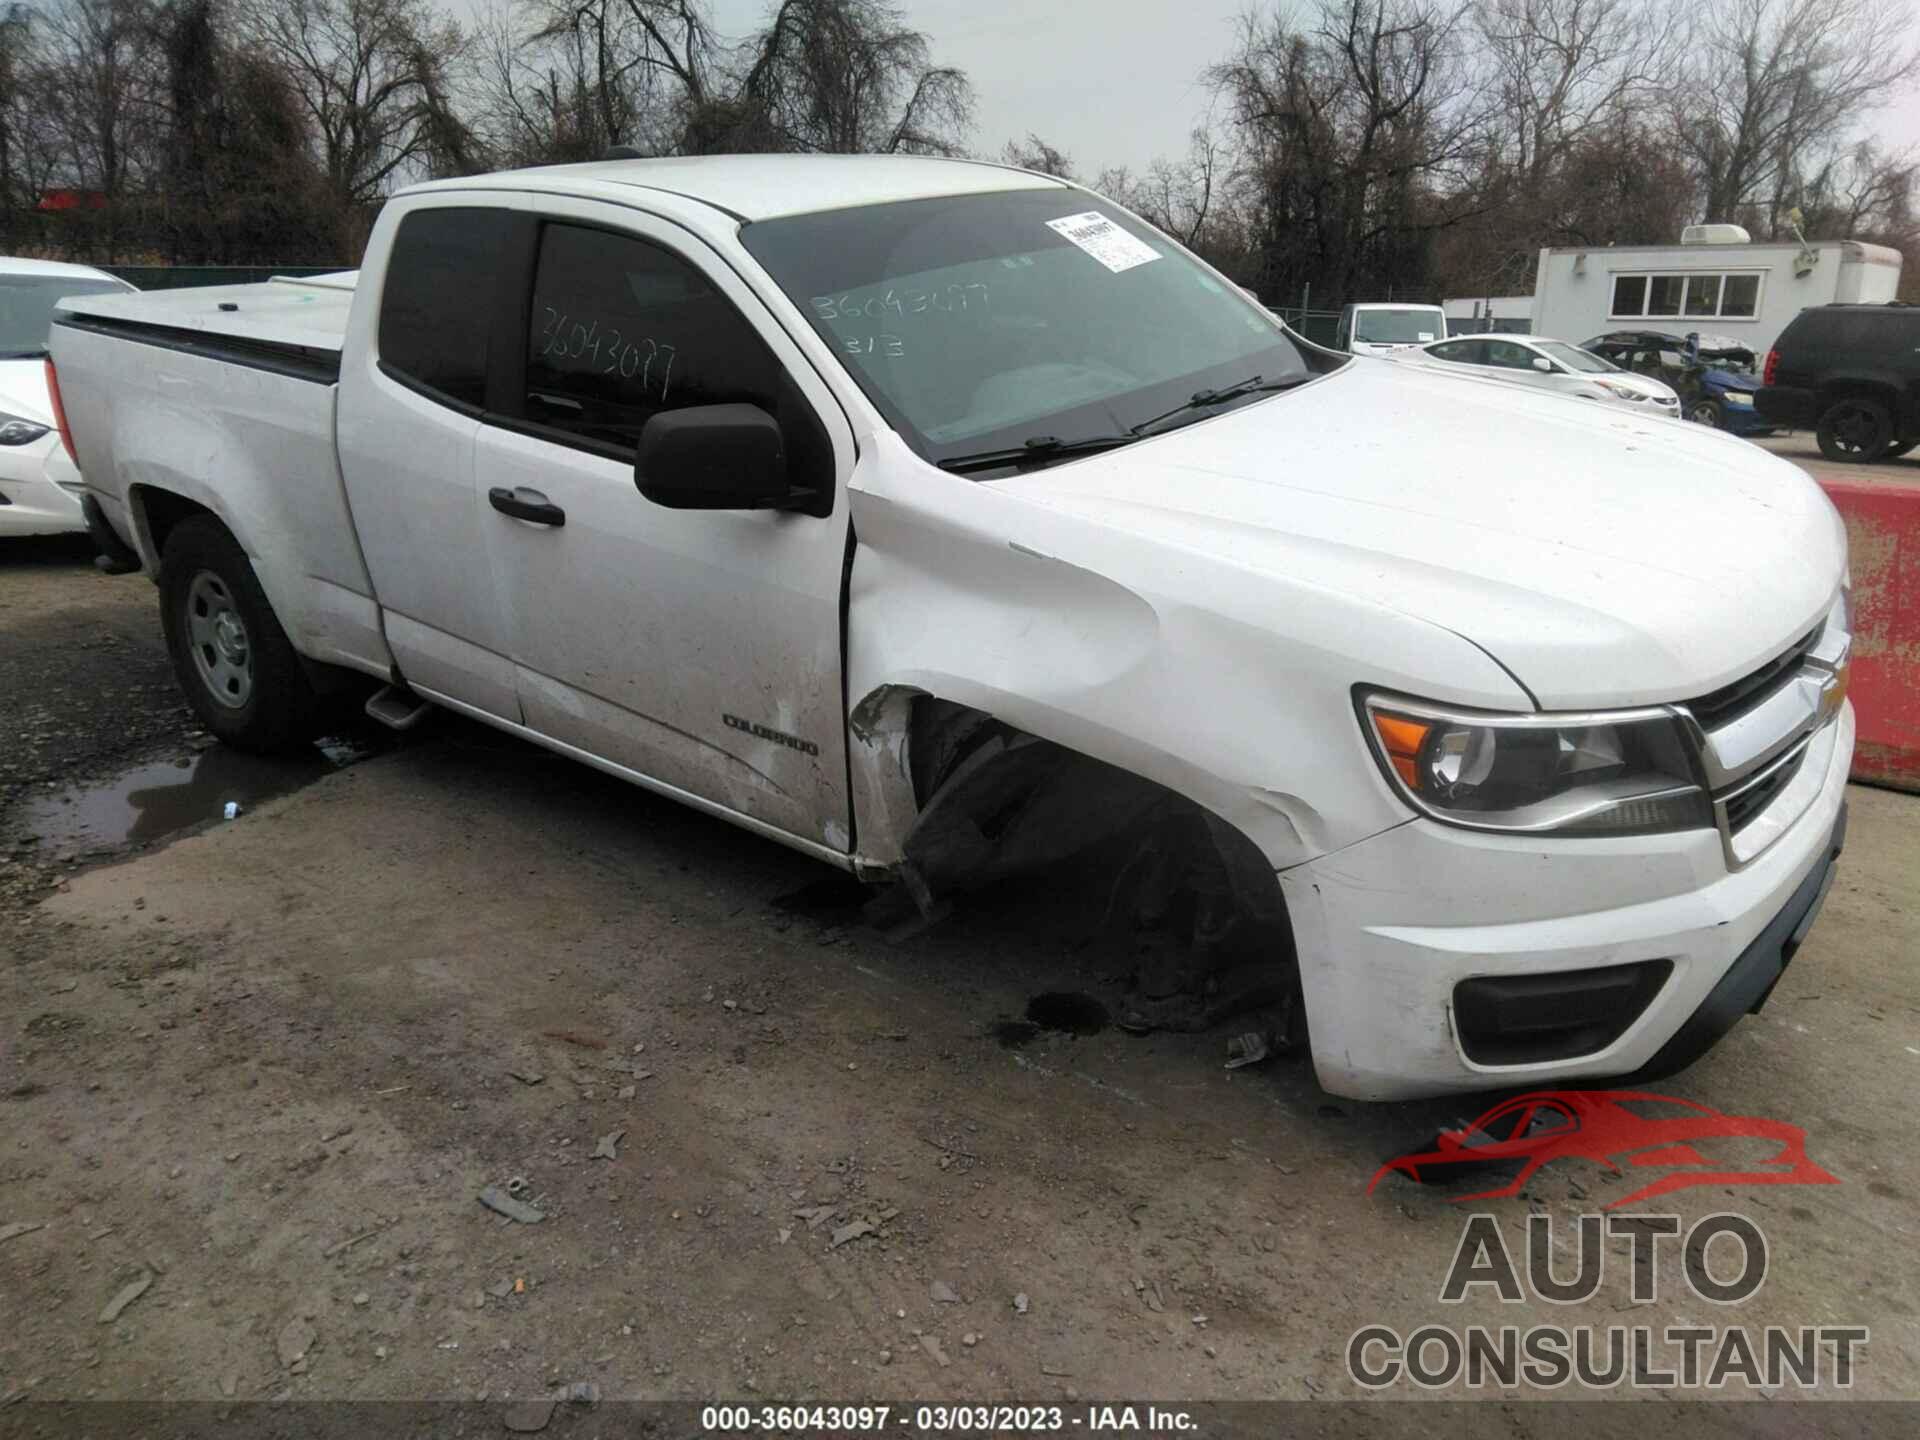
left=1370, top=712, right=1432, bottom=790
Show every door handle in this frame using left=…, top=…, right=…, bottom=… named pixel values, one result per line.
left=488, top=486, right=566, bottom=527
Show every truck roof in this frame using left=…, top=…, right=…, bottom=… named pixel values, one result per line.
left=406, top=153, right=1070, bottom=222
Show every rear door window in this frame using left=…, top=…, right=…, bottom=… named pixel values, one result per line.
left=378, top=207, right=516, bottom=410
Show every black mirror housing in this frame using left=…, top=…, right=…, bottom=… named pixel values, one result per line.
left=636, top=403, right=793, bottom=510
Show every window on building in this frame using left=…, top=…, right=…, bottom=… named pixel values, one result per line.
left=1721, top=274, right=1760, bottom=317
left=1610, top=270, right=1763, bottom=321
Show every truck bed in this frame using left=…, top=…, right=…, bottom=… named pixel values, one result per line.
left=49, top=268, right=390, bottom=681
left=55, top=272, right=358, bottom=360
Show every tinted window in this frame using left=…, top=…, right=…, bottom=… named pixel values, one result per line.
left=1427, top=339, right=1483, bottom=364
left=524, top=224, right=782, bottom=455
left=1536, top=339, right=1612, bottom=373
left=378, top=207, right=514, bottom=408
left=1484, top=340, right=1538, bottom=370
left=1808, top=309, right=1920, bottom=355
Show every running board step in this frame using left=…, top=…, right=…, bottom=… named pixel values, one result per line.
left=364, top=684, right=434, bottom=731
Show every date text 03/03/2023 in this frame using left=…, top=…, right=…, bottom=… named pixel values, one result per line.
left=698, top=1404, right=1201, bottom=1433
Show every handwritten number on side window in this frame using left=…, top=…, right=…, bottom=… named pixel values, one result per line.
left=536, top=304, right=675, bottom=402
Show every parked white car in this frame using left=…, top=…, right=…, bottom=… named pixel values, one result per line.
left=1334, top=302, right=1449, bottom=355
left=48, top=157, right=1851, bottom=1100
left=0, top=258, right=136, bottom=536
left=1403, top=332, right=1681, bottom=416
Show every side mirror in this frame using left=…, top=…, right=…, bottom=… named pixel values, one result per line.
left=636, top=403, right=793, bottom=510
left=1531, top=356, right=1554, bottom=373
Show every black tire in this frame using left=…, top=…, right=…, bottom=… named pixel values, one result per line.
left=1816, top=396, right=1894, bottom=463
left=1687, top=398, right=1726, bottom=429
left=1889, top=441, right=1916, bottom=458
left=159, top=515, right=319, bottom=753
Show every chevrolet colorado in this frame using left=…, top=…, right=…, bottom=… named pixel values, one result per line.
left=48, top=155, right=1853, bottom=1099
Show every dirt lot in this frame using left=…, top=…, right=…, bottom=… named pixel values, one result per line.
left=3, top=532, right=1919, bottom=1418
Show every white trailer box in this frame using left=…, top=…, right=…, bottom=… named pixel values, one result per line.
left=1530, top=232, right=1902, bottom=354
left=1442, top=296, right=1532, bottom=334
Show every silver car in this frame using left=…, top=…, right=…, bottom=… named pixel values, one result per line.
left=1399, top=333, right=1682, bottom=417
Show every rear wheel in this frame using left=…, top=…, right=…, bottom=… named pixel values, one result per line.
left=1816, top=396, right=1894, bottom=463
left=160, top=516, right=319, bottom=752
left=1687, top=398, right=1726, bottom=429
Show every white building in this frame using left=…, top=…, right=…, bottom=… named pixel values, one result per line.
left=1442, top=295, right=1532, bottom=334
left=1529, top=227, right=1903, bottom=352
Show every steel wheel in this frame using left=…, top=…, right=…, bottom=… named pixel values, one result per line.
left=185, top=569, right=253, bottom=708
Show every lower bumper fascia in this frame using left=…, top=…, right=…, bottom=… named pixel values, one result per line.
left=1606, top=800, right=1847, bottom=1085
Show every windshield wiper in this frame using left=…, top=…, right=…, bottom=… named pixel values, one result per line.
left=1129, top=374, right=1301, bottom=437
left=0, top=347, right=47, bottom=360
left=936, top=374, right=1306, bottom=475
left=937, top=432, right=1138, bottom=475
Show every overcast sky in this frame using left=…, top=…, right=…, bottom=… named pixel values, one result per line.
left=692, top=0, right=1920, bottom=181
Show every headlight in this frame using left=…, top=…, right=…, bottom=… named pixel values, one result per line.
left=0, top=410, right=51, bottom=446
left=1723, top=391, right=1753, bottom=406
left=1593, top=379, right=1647, bottom=402
left=1359, top=692, right=1712, bottom=836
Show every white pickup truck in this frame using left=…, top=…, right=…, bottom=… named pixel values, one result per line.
left=49, top=155, right=1853, bottom=1100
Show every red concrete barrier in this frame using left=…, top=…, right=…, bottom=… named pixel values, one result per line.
left=1819, top=480, right=1920, bottom=793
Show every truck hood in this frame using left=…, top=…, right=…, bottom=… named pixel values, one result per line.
left=0, top=358, right=53, bottom=425
left=997, top=361, right=1844, bottom=710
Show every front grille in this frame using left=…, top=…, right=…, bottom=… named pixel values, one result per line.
left=1724, top=747, right=1807, bottom=833
left=1685, top=625, right=1822, bottom=731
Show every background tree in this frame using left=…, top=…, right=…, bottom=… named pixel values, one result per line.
left=1672, top=0, right=1920, bottom=234
left=242, top=0, right=476, bottom=253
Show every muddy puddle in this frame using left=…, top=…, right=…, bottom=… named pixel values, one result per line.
left=19, top=735, right=378, bottom=855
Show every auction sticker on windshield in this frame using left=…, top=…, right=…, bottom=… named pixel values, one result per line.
left=1045, top=212, right=1161, bottom=274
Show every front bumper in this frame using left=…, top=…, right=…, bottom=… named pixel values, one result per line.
left=1282, top=702, right=1853, bottom=1100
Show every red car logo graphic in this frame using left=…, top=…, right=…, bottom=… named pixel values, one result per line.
left=1368, top=1090, right=1838, bottom=1209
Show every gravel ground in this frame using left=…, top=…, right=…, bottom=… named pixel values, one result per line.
left=3, top=535, right=1918, bottom=1419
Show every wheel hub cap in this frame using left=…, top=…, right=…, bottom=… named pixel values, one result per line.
left=185, top=571, right=253, bottom=709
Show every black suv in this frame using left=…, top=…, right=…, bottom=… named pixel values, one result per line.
left=1755, top=303, right=1919, bottom=462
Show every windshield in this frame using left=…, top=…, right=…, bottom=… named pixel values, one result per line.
left=1535, top=340, right=1614, bottom=374
left=0, top=275, right=127, bottom=357
left=1353, top=308, right=1443, bottom=344
left=740, top=190, right=1307, bottom=466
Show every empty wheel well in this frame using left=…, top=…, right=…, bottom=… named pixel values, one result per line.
left=135, top=486, right=219, bottom=559
left=902, top=697, right=1292, bottom=951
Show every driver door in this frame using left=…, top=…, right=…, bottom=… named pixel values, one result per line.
left=473, top=200, right=857, bottom=853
